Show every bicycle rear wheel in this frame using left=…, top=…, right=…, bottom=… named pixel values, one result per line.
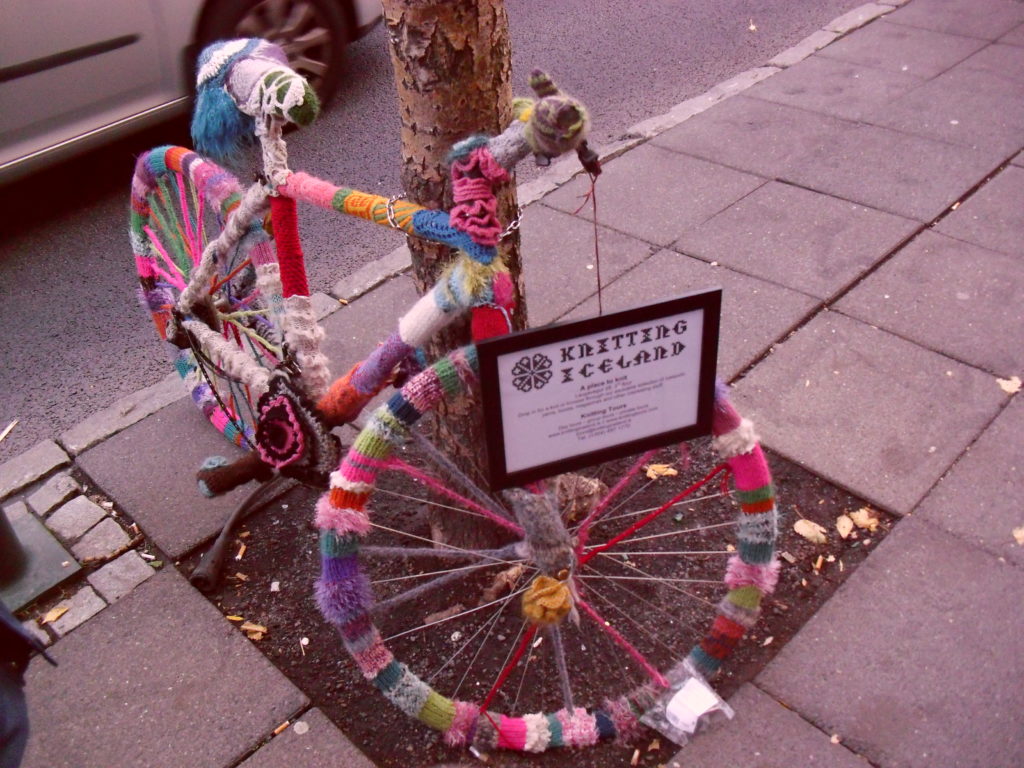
left=130, top=146, right=283, bottom=447
left=314, top=346, right=779, bottom=754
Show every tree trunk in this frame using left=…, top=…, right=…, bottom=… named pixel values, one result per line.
left=382, top=0, right=523, bottom=548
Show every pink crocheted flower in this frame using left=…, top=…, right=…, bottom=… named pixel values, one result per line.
left=255, top=394, right=306, bottom=468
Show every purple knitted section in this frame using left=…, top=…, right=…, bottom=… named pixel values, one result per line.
left=350, top=331, right=413, bottom=395
left=315, top=573, right=373, bottom=626
left=322, top=554, right=360, bottom=582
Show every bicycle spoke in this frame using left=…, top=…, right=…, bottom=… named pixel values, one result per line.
left=371, top=559, right=523, bottom=586
left=451, top=590, right=520, bottom=697
left=384, top=584, right=530, bottom=643
left=593, top=491, right=730, bottom=527
left=595, top=552, right=717, bottom=608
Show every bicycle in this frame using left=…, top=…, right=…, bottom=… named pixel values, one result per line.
left=131, top=38, right=779, bottom=757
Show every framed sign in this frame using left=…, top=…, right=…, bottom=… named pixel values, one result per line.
left=478, top=289, right=721, bottom=489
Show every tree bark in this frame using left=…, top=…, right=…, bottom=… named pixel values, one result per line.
left=382, top=0, right=523, bottom=548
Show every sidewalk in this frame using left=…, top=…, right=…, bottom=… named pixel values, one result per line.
left=3, top=0, right=1023, bottom=765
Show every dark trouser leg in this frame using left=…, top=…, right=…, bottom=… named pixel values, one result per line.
left=0, top=670, right=27, bottom=768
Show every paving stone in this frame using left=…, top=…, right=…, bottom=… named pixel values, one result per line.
left=0, top=440, right=69, bottom=500
left=824, top=2, right=892, bottom=33
left=653, top=96, right=848, bottom=181
left=45, top=495, right=106, bottom=541
left=915, top=396, right=1024, bottom=566
left=49, top=585, right=106, bottom=637
left=817, top=19, right=988, bottom=78
left=884, top=0, right=1024, bottom=40
left=0, top=503, right=79, bottom=612
left=330, top=243, right=411, bottom=301
left=543, top=143, right=766, bottom=246
left=22, top=569, right=308, bottom=768
left=768, top=29, right=840, bottom=68
left=935, top=165, right=1024, bottom=257
left=836, top=231, right=1024, bottom=375
left=732, top=312, right=1004, bottom=513
left=757, top=517, right=1024, bottom=768
left=71, top=518, right=130, bottom=561
left=865, top=59, right=1024, bottom=155
left=675, top=181, right=918, bottom=300
left=239, top=709, right=375, bottom=768
left=521, top=205, right=654, bottom=326
left=955, top=41, right=1024, bottom=85
left=1001, top=21, right=1024, bottom=46
left=60, top=373, right=185, bottom=455
left=562, top=249, right=818, bottom=382
left=26, top=472, right=80, bottom=516
left=1013, top=151, right=1024, bottom=167
left=670, top=684, right=871, bottom=767
left=87, top=550, right=155, bottom=603
left=746, top=55, right=923, bottom=121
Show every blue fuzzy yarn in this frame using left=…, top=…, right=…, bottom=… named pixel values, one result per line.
left=191, top=39, right=261, bottom=162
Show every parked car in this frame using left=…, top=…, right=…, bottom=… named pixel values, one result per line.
left=0, top=0, right=381, bottom=183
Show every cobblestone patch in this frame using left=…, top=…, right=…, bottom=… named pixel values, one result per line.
left=87, top=551, right=155, bottom=603
left=0, top=440, right=69, bottom=500
left=45, top=496, right=106, bottom=541
left=49, top=586, right=106, bottom=637
left=71, top=518, right=130, bottom=562
left=26, top=473, right=80, bottom=516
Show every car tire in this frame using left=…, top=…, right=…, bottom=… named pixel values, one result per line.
left=197, top=0, right=351, bottom=107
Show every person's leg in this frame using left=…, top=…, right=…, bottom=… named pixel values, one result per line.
left=0, top=670, right=28, bottom=768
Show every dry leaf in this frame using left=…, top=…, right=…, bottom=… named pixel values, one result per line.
left=794, top=519, right=827, bottom=544
left=1013, top=526, right=1024, bottom=546
left=997, top=375, right=1021, bottom=395
left=836, top=514, right=854, bottom=539
left=41, top=605, right=69, bottom=624
left=233, top=572, right=249, bottom=582
left=424, top=604, right=466, bottom=625
left=246, top=631, right=265, bottom=641
left=338, top=298, right=349, bottom=306
left=647, top=738, right=661, bottom=751
left=240, top=621, right=267, bottom=633
left=849, top=507, right=879, bottom=532
left=479, top=563, right=525, bottom=605
left=645, top=463, right=678, bottom=480
left=226, top=615, right=244, bottom=622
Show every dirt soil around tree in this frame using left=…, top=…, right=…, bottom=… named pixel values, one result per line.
left=178, top=439, right=890, bottom=768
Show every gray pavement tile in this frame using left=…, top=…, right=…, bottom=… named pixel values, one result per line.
left=652, top=96, right=849, bottom=181
left=746, top=55, right=924, bottom=121
left=675, top=181, right=918, bottom=300
left=865, top=55, right=1024, bottom=155
left=825, top=3, right=893, bottom=34
left=26, top=472, right=79, bottom=516
left=669, top=684, right=871, bottom=767
left=49, top=585, right=106, bottom=637
left=23, top=569, right=308, bottom=768
left=0, top=503, right=79, bottom=612
left=936, top=164, right=1024, bottom=257
left=769, top=29, right=840, bottom=69
left=70, top=517, right=131, bottom=561
left=521, top=205, right=654, bottom=326
left=76, top=397, right=254, bottom=560
left=731, top=312, right=1004, bottom=513
left=543, top=142, right=766, bottom=246
left=1013, top=151, right=1024, bottom=167
left=562, top=249, right=818, bottom=382
left=836, top=231, right=1024, bottom=376
left=0, top=439, right=69, bottom=500
left=817, top=19, right=988, bottom=79
left=757, top=516, right=1024, bottom=768
left=885, top=0, right=1024, bottom=39
left=1001, top=21, right=1024, bottom=46
left=955, top=42, right=1024, bottom=85
left=239, top=708, right=375, bottom=768
left=45, top=495, right=105, bottom=541
left=915, top=396, right=1024, bottom=566
left=87, top=550, right=155, bottom=602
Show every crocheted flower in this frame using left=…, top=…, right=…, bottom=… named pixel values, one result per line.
left=255, top=394, right=305, bottom=468
left=511, top=353, right=552, bottom=393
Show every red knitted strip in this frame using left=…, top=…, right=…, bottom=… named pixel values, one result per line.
left=700, top=615, right=746, bottom=660
left=269, top=195, right=310, bottom=297
left=741, top=497, right=775, bottom=515
left=328, top=487, right=367, bottom=510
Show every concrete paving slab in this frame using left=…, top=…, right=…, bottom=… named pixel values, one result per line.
left=865, top=55, right=1024, bottom=155
left=955, top=42, right=1024, bottom=85
left=670, top=684, right=871, bottom=767
left=915, top=396, right=1024, bottom=566
left=543, top=143, right=766, bottom=246
left=1013, top=151, right=1024, bottom=167
left=562, top=249, right=818, bottom=382
left=87, top=550, right=155, bottom=602
left=0, top=440, right=69, bottom=500
left=76, top=397, right=252, bottom=560
left=746, top=55, right=924, bottom=121
left=768, top=29, right=840, bottom=69
left=22, top=569, right=308, bottom=768
left=45, top=495, right=106, bottom=541
left=49, top=585, right=106, bottom=636
left=1001, top=22, right=1024, bottom=46
left=836, top=231, right=1024, bottom=376
left=817, top=19, right=988, bottom=79
left=731, top=312, right=1004, bottom=513
left=652, top=96, right=850, bottom=181
left=936, top=165, right=1024, bottom=257
left=675, top=181, right=918, bottom=300
left=71, top=517, right=131, bottom=561
left=757, top=517, right=1024, bottom=768
left=239, top=708, right=375, bottom=768
left=520, top=205, right=654, bottom=326
left=885, top=0, right=1024, bottom=39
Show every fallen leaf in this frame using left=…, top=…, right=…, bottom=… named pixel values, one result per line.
left=1013, top=526, right=1024, bottom=546
left=997, top=375, right=1021, bottom=395
left=726, top=543, right=736, bottom=552
left=645, top=463, right=678, bottom=480
left=246, top=631, right=265, bottom=641
left=849, top=507, right=879, bottom=532
left=232, top=572, right=249, bottom=582
left=41, top=605, right=69, bottom=624
left=648, top=738, right=661, bottom=751
left=149, top=560, right=163, bottom=569
left=240, top=621, right=267, bottom=633
left=479, top=563, right=525, bottom=605
left=226, top=615, right=244, bottom=622
left=836, top=514, right=854, bottom=539
left=794, top=519, right=827, bottom=544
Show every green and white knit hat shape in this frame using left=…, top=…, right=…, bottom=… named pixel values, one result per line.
left=523, top=69, right=590, bottom=159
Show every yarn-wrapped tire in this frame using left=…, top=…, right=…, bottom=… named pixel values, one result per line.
left=130, top=145, right=282, bottom=447
left=312, top=345, right=781, bottom=754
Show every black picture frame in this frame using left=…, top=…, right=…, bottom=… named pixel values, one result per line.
left=478, top=288, right=722, bottom=490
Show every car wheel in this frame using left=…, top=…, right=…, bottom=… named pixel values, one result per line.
left=198, top=0, right=351, bottom=106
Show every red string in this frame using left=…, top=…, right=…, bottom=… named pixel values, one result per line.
left=480, top=623, right=538, bottom=716
left=269, top=195, right=310, bottom=298
left=576, top=449, right=657, bottom=551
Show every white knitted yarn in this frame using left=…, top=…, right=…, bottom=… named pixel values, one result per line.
left=281, top=294, right=330, bottom=401
left=182, top=319, right=271, bottom=397
left=712, top=417, right=760, bottom=458
left=196, top=38, right=249, bottom=86
left=398, top=292, right=451, bottom=347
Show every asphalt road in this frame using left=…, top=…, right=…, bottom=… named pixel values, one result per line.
left=0, top=0, right=860, bottom=462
